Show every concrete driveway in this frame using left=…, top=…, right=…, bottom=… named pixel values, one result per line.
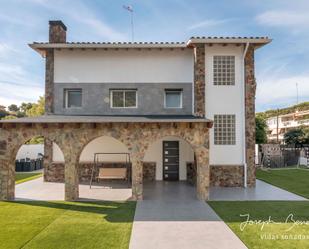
left=129, top=182, right=247, bottom=249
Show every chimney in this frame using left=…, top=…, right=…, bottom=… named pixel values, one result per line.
left=49, top=20, right=67, bottom=43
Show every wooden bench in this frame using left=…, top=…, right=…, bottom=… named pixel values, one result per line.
left=97, top=168, right=127, bottom=180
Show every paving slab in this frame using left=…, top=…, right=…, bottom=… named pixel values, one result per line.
left=209, top=179, right=307, bottom=201
left=15, top=177, right=132, bottom=201
left=129, top=182, right=247, bottom=249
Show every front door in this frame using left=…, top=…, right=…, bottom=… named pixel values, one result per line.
left=163, top=141, right=179, bottom=181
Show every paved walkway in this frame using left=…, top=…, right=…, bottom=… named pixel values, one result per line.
left=129, top=182, right=247, bottom=249
left=15, top=177, right=132, bottom=201
left=209, top=179, right=307, bottom=201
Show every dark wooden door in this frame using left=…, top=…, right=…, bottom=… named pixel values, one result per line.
left=163, top=141, right=179, bottom=181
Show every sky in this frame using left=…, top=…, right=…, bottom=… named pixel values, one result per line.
left=0, top=0, right=309, bottom=112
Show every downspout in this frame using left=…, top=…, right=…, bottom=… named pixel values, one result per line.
left=242, top=42, right=250, bottom=188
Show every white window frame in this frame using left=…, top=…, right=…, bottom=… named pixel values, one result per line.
left=164, top=89, right=183, bottom=109
left=64, top=89, right=82, bottom=109
left=110, top=89, right=138, bottom=109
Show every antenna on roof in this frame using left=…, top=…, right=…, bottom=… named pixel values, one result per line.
left=123, top=5, right=134, bottom=42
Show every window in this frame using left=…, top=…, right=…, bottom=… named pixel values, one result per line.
left=214, top=114, right=236, bottom=145
left=64, top=89, right=82, bottom=108
left=110, top=90, right=137, bottom=108
left=165, top=89, right=182, bottom=108
left=213, top=55, right=235, bottom=85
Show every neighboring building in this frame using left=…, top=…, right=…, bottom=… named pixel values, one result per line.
left=0, top=20, right=271, bottom=201
left=266, top=110, right=309, bottom=142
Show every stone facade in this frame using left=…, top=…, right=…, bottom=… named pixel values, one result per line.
left=245, top=45, right=256, bottom=187
left=49, top=20, right=67, bottom=43
left=187, top=163, right=244, bottom=187
left=45, top=49, right=54, bottom=115
left=187, top=162, right=244, bottom=187
left=45, top=21, right=67, bottom=115
left=0, top=121, right=210, bottom=201
left=210, top=165, right=244, bottom=187
left=143, top=162, right=156, bottom=182
left=193, top=44, right=206, bottom=117
left=44, top=162, right=132, bottom=183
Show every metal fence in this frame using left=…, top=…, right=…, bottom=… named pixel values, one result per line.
left=259, top=144, right=309, bottom=168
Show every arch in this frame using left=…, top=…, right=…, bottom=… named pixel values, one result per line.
left=79, top=136, right=129, bottom=163
left=139, top=126, right=208, bottom=162
left=143, top=135, right=194, bottom=181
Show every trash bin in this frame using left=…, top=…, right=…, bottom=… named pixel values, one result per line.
left=19, top=159, right=25, bottom=172
left=15, top=160, right=22, bottom=172
left=23, top=160, right=31, bottom=172
left=30, top=160, right=35, bottom=171
left=34, top=159, right=40, bottom=170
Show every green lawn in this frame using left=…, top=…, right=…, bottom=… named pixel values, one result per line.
left=256, top=168, right=309, bottom=199
left=15, top=173, right=43, bottom=184
left=209, top=201, right=309, bottom=249
left=0, top=201, right=136, bottom=249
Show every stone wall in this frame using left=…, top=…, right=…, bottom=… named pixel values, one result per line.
left=44, top=162, right=132, bottom=183
left=0, top=122, right=210, bottom=201
left=187, top=163, right=244, bottom=187
left=210, top=165, right=244, bottom=187
left=245, top=45, right=256, bottom=187
left=143, top=162, right=156, bottom=182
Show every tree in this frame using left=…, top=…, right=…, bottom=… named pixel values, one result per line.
left=0, top=108, right=8, bottom=119
left=26, top=96, right=45, bottom=117
left=283, top=126, right=309, bottom=145
left=255, top=114, right=267, bottom=144
left=8, top=104, right=19, bottom=112
left=20, top=102, right=33, bottom=114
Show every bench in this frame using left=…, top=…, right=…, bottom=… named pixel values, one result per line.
left=97, top=168, right=127, bottom=180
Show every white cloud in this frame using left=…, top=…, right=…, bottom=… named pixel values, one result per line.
left=256, top=10, right=309, bottom=29
left=256, top=75, right=309, bottom=111
left=187, top=19, right=229, bottom=30
left=27, top=0, right=127, bottom=41
left=0, top=82, right=43, bottom=107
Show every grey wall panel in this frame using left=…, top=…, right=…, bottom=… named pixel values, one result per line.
left=53, top=83, right=193, bottom=115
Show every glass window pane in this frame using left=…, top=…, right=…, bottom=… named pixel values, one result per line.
left=214, top=114, right=236, bottom=145
left=165, top=91, right=181, bottom=108
left=112, top=91, right=124, bottom=107
left=67, top=90, right=82, bottom=107
left=125, top=91, right=136, bottom=107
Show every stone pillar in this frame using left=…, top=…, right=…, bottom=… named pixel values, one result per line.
left=244, top=45, right=256, bottom=187
left=45, top=49, right=54, bottom=115
left=43, top=138, right=53, bottom=182
left=193, top=44, right=206, bottom=117
left=195, top=146, right=209, bottom=200
left=0, top=139, right=15, bottom=200
left=65, top=160, right=79, bottom=201
left=62, top=138, right=79, bottom=201
left=131, top=154, right=143, bottom=200
left=45, top=20, right=67, bottom=115
left=0, top=158, right=15, bottom=200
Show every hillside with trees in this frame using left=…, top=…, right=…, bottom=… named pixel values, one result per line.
left=1, top=96, right=44, bottom=120
left=257, top=101, right=309, bottom=118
